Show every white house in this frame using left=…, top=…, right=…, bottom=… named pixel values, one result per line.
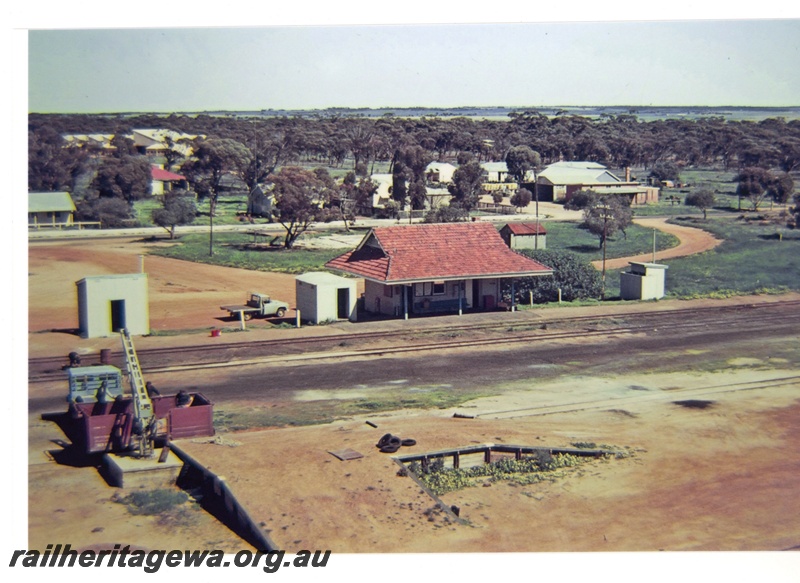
left=425, top=162, right=457, bottom=184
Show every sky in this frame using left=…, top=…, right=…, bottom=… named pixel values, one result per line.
left=20, top=6, right=800, bottom=113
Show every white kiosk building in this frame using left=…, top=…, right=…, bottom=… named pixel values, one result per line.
left=620, top=262, right=668, bottom=301
left=295, top=272, right=358, bottom=324
left=76, top=273, right=150, bottom=338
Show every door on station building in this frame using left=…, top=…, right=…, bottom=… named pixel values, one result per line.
left=337, top=288, right=350, bottom=319
left=110, top=299, right=126, bottom=332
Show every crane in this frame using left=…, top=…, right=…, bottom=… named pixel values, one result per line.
left=120, top=328, right=156, bottom=458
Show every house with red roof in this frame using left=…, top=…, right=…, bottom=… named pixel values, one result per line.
left=150, top=165, right=188, bottom=196
left=325, top=222, right=553, bottom=319
left=499, top=222, right=547, bottom=251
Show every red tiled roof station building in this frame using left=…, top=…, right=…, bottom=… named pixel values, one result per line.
left=325, top=222, right=553, bottom=319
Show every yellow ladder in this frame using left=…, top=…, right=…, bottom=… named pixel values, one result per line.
left=120, top=328, right=154, bottom=457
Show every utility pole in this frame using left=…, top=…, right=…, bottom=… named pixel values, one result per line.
left=209, top=206, right=214, bottom=257
left=652, top=228, right=657, bottom=263
left=599, top=201, right=611, bottom=300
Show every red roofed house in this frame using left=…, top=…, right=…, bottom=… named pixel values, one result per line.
left=325, top=222, right=553, bottom=319
left=499, top=222, right=547, bottom=251
left=151, top=165, right=188, bottom=196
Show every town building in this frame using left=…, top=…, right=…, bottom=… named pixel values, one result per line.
left=326, top=222, right=552, bottom=319
left=536, top=161, right=659, bottom=205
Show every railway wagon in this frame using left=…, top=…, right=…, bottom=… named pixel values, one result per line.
left=64, top=392, right=214, bottom=454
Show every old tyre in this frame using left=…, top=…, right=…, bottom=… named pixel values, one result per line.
left=388, top=436, right=402, bottom=447
left=244, top=312, right=254, bottom=321
left=401, top=439, right=416, bottom=447
left=380, top=443, right=400, bottom=454
left=377, top=433, right=393, bottom=448
left=275, top=308, right=286, bottom=318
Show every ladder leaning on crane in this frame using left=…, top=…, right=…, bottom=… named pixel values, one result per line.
left=120, top=328, right=156, bottom=458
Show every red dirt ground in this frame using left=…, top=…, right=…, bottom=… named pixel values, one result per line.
left=24, top=233, right=800, bottom=564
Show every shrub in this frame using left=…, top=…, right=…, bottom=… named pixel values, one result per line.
left=502, top=249, right=602, bottom=304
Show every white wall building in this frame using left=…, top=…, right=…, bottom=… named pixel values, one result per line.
left=76, top=274, right=150, bottom=338
left=295, top=272, right=358, bottom=324
left=620, top=262, right=668, bottom=301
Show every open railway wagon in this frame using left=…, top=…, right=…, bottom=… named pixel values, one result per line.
left=64, top=391, right=215, bottom=455
left=52, top=330, right=215, bottom=457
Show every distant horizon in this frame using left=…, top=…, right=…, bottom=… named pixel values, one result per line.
left=28, top=104, right=800, bottom=116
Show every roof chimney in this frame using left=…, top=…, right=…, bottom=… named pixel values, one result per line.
left=625, top=167, right=631, bottom=182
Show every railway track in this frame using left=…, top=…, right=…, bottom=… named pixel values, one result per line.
left=29, top=299, right=800, bottom=383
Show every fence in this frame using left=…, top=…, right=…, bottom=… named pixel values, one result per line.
left=28, top=221, right=102, bottom=230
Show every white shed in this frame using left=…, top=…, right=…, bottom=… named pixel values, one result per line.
left=295, top=272, right=358, bottom=324
left=76, top=274, right=150, bottom=338
left=620, top=262, right=668, bottom=301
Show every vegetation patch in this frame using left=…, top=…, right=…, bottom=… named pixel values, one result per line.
left=664, top=217, right=800, bottom=297
left=542, top=221, right=680, bottom=261
left=148, top=232, right=345, bottom=274
left=407, top=452, right=590, bottom=496
left=113, top=488, right=201, bottom=528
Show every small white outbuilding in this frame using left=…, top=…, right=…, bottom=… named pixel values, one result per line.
left=620, top=262, right=668, bottom=301
left=295, top=272, right=358, bottom=324
left=76, top=274, right=150, bottom=338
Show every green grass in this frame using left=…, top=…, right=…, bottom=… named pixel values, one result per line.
left=662, top=216, right=800, bottom=297
left=149, top=232, right=346, bottom=274
left=543, top=221, right=680, bottom=262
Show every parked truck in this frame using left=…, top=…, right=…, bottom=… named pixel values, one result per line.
left=221, top=292, right=289, bottom=320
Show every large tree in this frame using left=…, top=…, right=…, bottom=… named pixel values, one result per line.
left=510, top=187, right=533, bottom=213
left=270, top=167, right=334, bottom=249
left=447, top=161, right=485, bottom=211
left=648, top=160, right=681, bottom=185
left=504, top=145, right=540, bottom=184
left=505, top=145, right=541, bottom=216
left=181, top=138, right=251, bottom=215
left=735, top=166, right=772, bottom=211
left=74, top=196, right=133, bottom=228
left=151, top=190, right=197, bottom=239
left=28, top=127, right=89, bottom=192
left=766, top=172, right=795, bottom=205
left=685, top=188, right=716, bottom=220
left=338, top=172, right=378, bottom=227
left=582, top=193, right=633, bottom=250
left=91, top=155, right=152, bottom=204
left=392, top=146, right=432, bottom=212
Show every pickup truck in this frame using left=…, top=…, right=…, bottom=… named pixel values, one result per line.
left=221, top=292, right=289, bottom=320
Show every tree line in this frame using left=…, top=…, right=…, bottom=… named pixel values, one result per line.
left=27, top=111, right=800, bottom=238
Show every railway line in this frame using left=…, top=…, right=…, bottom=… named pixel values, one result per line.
left=29, top=299, right=800, bottom=383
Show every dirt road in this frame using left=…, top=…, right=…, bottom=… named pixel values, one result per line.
left=592, top=218, right=722, bottom=270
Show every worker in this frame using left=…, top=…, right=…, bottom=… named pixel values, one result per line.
left=146, top=381, right=160, bottom=397
left=176, top=390, right=194, bottom=408
left=68, top=352, right=81, bottom=367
